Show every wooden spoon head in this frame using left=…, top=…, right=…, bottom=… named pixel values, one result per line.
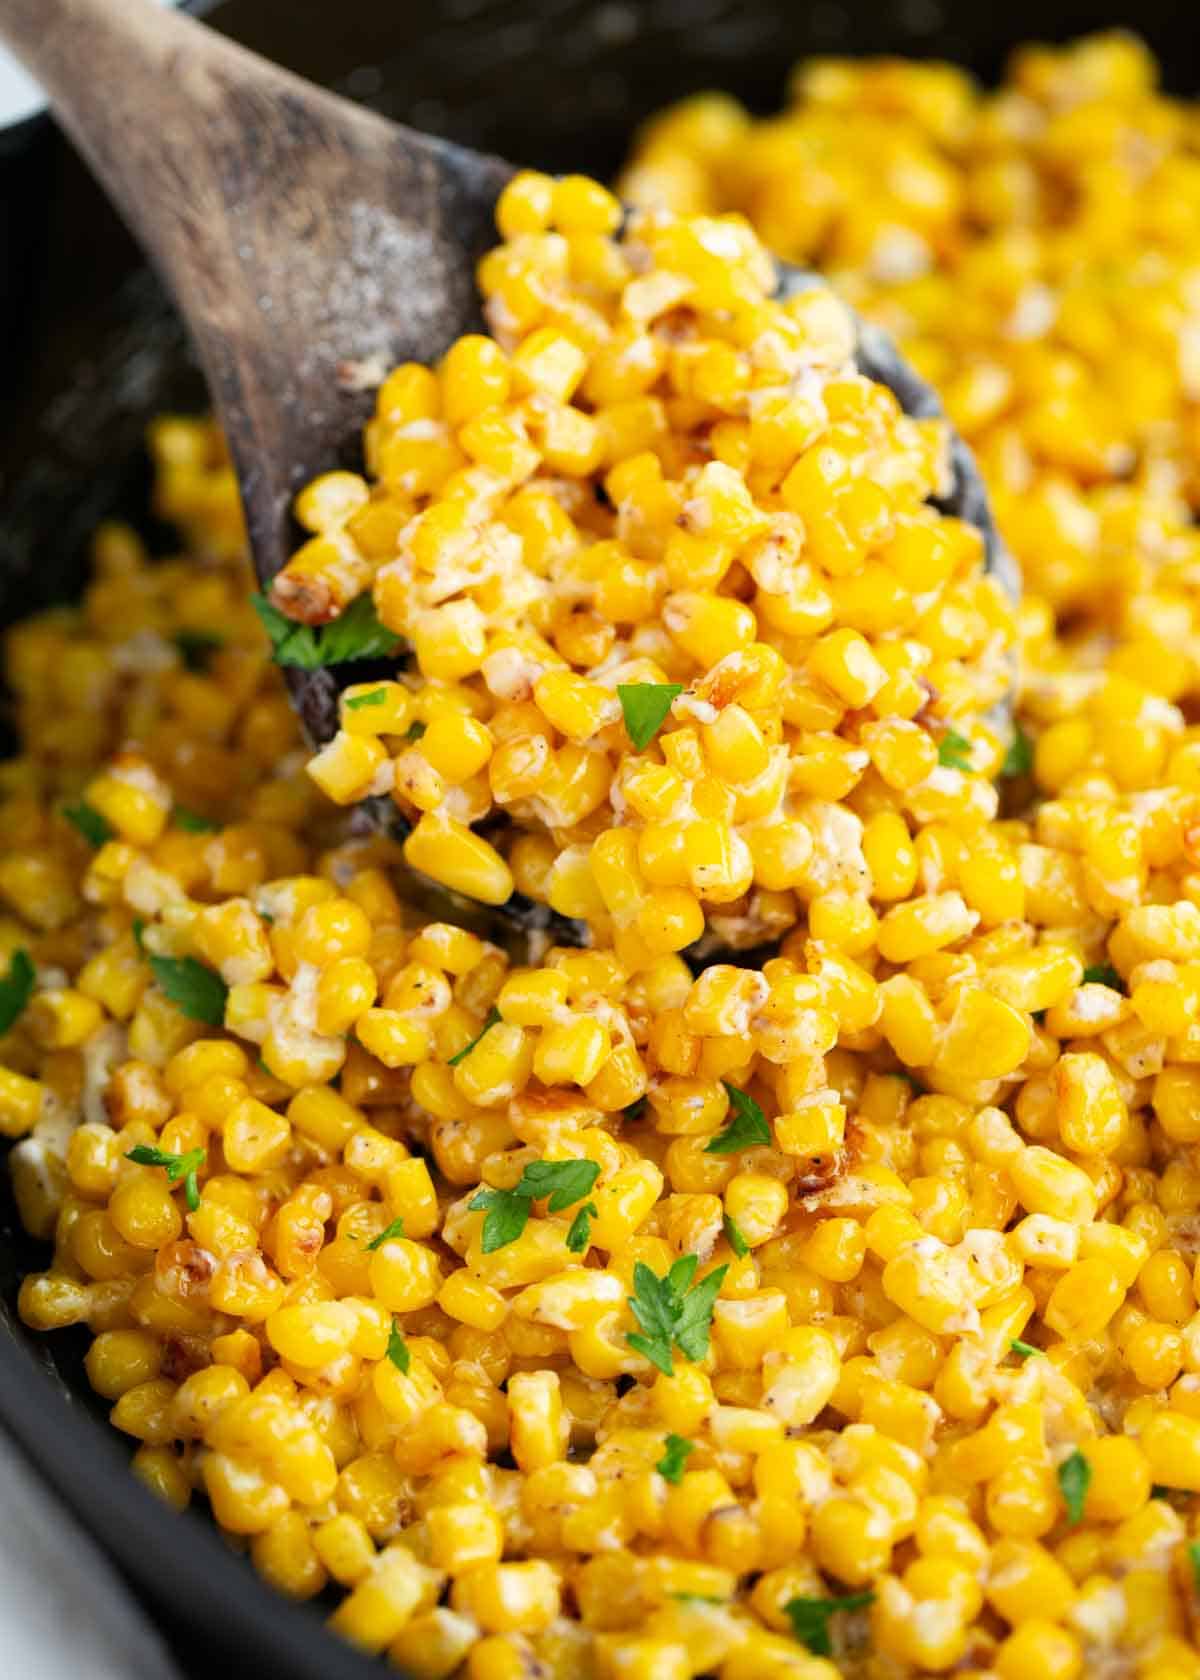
left=284, top=251, right=1016, bottom=757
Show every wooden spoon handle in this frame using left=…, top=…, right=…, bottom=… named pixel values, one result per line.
left=0, top=0, right=314, bottom=265
left=0, top=0, right=510, bottom=591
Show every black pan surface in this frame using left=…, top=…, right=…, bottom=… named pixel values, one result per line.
left=1, top=2, right=1197, bottom=1674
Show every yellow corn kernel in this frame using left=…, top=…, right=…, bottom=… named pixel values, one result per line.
left=1043, top=1259, right=1126, bottom=1339
left=0, top=1069, right=44, bottom=1138
left=405, top=815, right=513, bottom=906
left=26, top=987, right=104, bottom=1049
left=533, top=1017, right=608, bottom=1086
left=224, top=1098, right=292, bottom=1173
left=1055, top=1051, right=1125, bottom=1156
left=450, top=1560, right=561, bottom=1634
left=328, top=1546, right=443, bottom=1653
left=1010, top=1147, right=1097, bottom=1225
left=938, top=988, right=1031, bottom=1080
left=306, top=732, right=389, bottom=805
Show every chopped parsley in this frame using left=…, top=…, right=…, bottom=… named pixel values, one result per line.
left=617, top=683, right=683, bottom=751
left=125, top=1144, right=206, bottom=1212
left=469, top=1157, right=601, bottom=1254
left=1058, top=1449, right=1091, bottom=1525
left=251, top=591, right=403, bottom=670
left=386, top=1319, right=410, bottom=1374
left=785, top=1592, right=876, bottom=1657
left=517, top=1158, right=601, bottom=1211
left=173, top=805, right=218, bottom=833
left=626, top=1255, right=728, bottom=1376
left=937, top=728, right=973, bottom=771
left=1001, top=724, right=1033, bottom=778
left=149, top=955, right=228, bottom=1026
left=722, top=1213, right=750, bottom=1258
left=448, top=1007, right=501, bottom=1067
left=1189, top=1539, right=1200, bottom=1590
left=0, top=948, right=35, bottom=1036
left=365, top=1217, right=406, bottom=1251
left=63, top=800, right=113, bottom=848
left=705, top=1083, right=771, bottom=1154
left=657, top=1433, right=694, bottom=1484
left=1082, top=963, right=1124, bottom=992
left=468, top=1186, right=531, bottom=1253
left=1010, top=1338, right=1039, bottom=1359
left=344, top=686, right=390, bottom=711
left=566, top=1202, right=598, bottom=1254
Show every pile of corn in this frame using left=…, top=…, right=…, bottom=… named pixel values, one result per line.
left=276, top=178, right=1013, bottom=960
left=2, top=28, right=1200, bottom=1680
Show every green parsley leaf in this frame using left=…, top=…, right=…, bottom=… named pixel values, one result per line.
left=515, top=1158, right=601, bottom=1213
left=468, top=1157, right=600, bottom=1254
left=406, top=720, right=427, bottom=742
left=125, top=1144, right=206, bottom=1212
left=251, top=594, right=320, bottom=667
left=319, top=596, right=405, bottom=665
left=365, top=1217, right=406, bottom=1252
left=722, top=1212, right=750, bottom=1259
left=1189, top=1539, right=1200, bottom=1590
left=386, top=1319, right=410, bottom=1374
left=173, top=806, right=218, bottom=833
left=1082, top=963, right=1124, bottom=992
left=937, top=728, right=973, bottom=771
left=173, top=629, right=224, bottom=671
left=448, top=1007, right=501, bottom=1067
left=617, top=683, right=683, bottom=751
left=657, top=1434, right=694, bottom=1484
left=469, top=1186, right=531, bottom=1254
left=624, top=1096, right=647, bottom=1121
left=626, top=1256, right=729, bottom=1376
left=1150, top=1485, right=1172, bottom=1500
left=1058, top=1449, right=1091, bottom=1525
left=132, top=917, right=146, bottom=952
left=566, top=1202, right=597, bottom=1254
left=344, top=686, right=390, bottom=711
left=0, top=948, right=35, bottom=1036
left=627, top=1261, right=685, bottom=1377
left=705, top=1083, right=771, bottom=1154
left=251, top=592, right=403, bottom=670
left=1010, top=1338, right=1039, bottom=1359
left=149, top=955, right=228, bottom=1026
left=785, top=1592, right=875, bottom=1658
left=674, top=1263, right=728, bottom=1362
left=1001, top=724, right=1033, bottom=778
left=63, top=800, right=113, bottom=849
left=669, top=1592, right=723, bottom=1605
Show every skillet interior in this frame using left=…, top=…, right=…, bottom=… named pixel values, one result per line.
left=1, top=1, right=1198, bottom=1673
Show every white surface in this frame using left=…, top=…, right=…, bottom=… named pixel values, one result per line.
left=0, top=1427, right=182, bottom=1680
left=0, top=0, right=185, bottom=129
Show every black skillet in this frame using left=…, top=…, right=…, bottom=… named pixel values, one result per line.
left=0, top=3, right=1196, bottom=1675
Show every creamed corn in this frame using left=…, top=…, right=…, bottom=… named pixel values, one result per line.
left=3, top=29, right=1200, bottom=1680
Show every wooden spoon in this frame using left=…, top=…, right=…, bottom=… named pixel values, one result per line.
left=0, top=0, right=1013, bottom=916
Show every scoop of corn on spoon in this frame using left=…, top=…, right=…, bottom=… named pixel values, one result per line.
left=0, top=0, right=1015, bottom=948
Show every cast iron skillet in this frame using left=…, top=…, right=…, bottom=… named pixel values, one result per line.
left=1, top=2, right=1198, bottom=1675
